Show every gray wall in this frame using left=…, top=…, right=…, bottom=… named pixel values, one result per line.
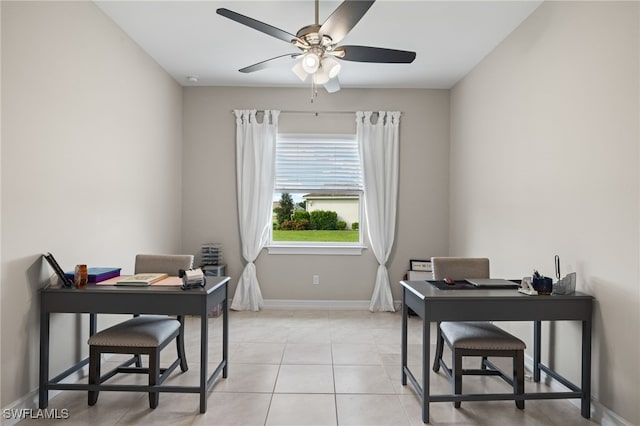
left=1, top=1, right=183, bottom=406
left=182, top=87, right=450, bottom=303
left=450, top=2, right=639, bottom=424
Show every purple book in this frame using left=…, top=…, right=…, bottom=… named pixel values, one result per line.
left=65, top=267, right=121, bottom=283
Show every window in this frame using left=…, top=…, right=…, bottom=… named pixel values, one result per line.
left=269, top=133, right=364, bottom=254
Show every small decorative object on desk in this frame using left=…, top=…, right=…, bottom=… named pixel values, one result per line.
left=518, top=276, right=538, bottom=295
left=179, top=268, right=206, bottom=290
left=74, top=264, right=88, bottom=289
left=531, top=270, right=553, bottom=295
left=553, top=272, right=576, bottom=295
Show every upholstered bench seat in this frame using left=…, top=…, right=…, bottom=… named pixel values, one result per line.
left=440, top=322, right=526, bottom=350
left=88, top=316, right=180, bottom=348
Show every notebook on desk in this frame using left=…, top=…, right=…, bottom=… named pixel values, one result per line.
left=466, top=278, right=518, bottom=287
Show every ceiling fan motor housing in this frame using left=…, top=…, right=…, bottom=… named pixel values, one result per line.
left=296, top=24, right=334, bottom=50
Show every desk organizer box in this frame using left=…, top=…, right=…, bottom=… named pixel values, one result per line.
left=553, top=272, right=576, bottom=295
left=201, top=243, right=223, bottom=266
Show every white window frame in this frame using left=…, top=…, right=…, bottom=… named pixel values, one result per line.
left=268, top=133, right=366, bottom=255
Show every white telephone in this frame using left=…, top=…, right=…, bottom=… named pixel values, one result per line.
left=518, top=277, right=538, bottom=295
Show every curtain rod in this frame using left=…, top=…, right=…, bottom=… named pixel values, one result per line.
left=281, top=110, right=355, bottom=115
left=230, top=110, right=401, bottom=115
left=231, top=110, right=354, bottom=115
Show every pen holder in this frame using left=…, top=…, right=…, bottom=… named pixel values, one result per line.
left=532, top=277, right=553, bottom=295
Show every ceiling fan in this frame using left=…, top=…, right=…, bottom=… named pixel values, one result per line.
left=216, top=0, right=416, bottom=95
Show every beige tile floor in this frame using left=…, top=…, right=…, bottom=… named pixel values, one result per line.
left=22, top=310, right=597, bottom=426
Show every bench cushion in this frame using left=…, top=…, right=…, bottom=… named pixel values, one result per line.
left=88, top=315, right=179, bottom=348
left=441, top=321, right=526, bottom=350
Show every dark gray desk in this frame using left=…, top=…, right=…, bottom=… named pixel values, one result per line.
left=400, top=280, right=593, bottom=423
left=39, top=276, right=229, bottom=413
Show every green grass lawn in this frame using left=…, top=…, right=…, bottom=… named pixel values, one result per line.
left=273, top=229, right=359, bottom=242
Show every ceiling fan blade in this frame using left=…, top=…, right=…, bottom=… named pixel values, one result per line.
left=324, top=76, right=341, bottom=93
left=239, top=54, right=299, bottom=73
left=217, top=8, right=301, bottom=45
left=319, top=0, right=375, bottom=44
left=334, top=45, right=416, bottom=63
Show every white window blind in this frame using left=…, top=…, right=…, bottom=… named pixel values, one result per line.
left=275, top=134, right=362, bottom=192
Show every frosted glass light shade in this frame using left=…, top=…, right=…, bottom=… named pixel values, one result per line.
left=292, top=60, right=308, bottom=81
left=322, top=56, right=341, bottom=79
left=314, top=68, right=330, bottom=85
left=301, top=53, right=320, bottom=73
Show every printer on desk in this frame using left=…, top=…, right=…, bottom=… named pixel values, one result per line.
left=408, top=259, right=432, bottom=280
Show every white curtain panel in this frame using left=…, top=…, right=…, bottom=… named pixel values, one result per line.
left=232, top=109, right=279, bottom=311
left=356, top=111, right=401, bottom=312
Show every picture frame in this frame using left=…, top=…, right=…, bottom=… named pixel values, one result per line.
left=410, top=259, right=432, bottom=272
left=43, top=252, right=73, bottom=287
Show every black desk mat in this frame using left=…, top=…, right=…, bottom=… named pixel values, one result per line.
left=427, top=280, right=519, bottom=290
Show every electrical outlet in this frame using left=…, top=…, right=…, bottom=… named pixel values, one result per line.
left=312, top=275, right=320, bottom=285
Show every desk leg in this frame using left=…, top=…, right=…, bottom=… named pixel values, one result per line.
left=422, top=314, right=430, bottom=423
left=39, top=311, right=50, bottom=409
left=200, top=306, right=208, bottom=413
left=222, top=286, right=228, bottom=379
left=89, top=313, right=97, bottom=336
left=581, top=319, right=592, bottom=418
left=401, top=289, right=407, bottom=386
left=533, top=320, right=541, bottom=382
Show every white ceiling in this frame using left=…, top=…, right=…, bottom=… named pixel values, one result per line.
left=95, top=0, right=542, bottom=90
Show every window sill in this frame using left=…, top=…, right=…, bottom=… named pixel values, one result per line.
left=267, top=245, right=366, bottom=256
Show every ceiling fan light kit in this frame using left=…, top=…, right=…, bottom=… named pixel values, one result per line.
left=292, top=60, right=309, bottom=82
left=301, top=51, right=321, bottom=74
left=217, top=0, right=416, bottom=101
left=313, top=66, right=330, bottom=85
left=323, top=56, right=341, bottom=78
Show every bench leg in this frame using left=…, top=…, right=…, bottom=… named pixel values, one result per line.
left=149, top=352, right=159, bottom=409
left=514, top=350, right=525, bottom=409
left=432, top=324, right=444, bottom=372
left=177, top=316, right=188, bottom=372
left=480, top=356, right=488, bottom=370
left=453, top=349, right=463, bottom=408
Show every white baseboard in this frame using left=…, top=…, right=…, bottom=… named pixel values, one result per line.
left=262, top=299, right=402, bottom=311
left=523, top=353, right=632, bottom=426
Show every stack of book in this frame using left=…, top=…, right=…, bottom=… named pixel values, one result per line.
left=65, top=267, right=121, bottom=283
left=201, top=243, right=223, bottom=266
left=115, top=273, right=167, bottom=286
